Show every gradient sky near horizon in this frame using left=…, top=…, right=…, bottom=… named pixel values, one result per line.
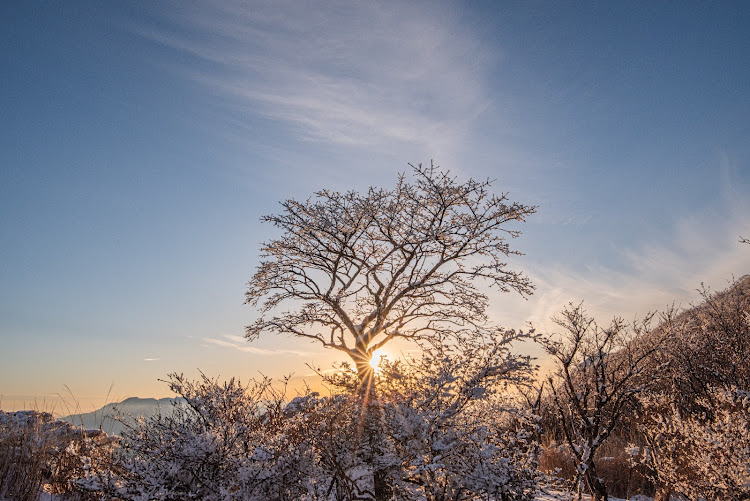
left=2, top=1, right=749, bottom=412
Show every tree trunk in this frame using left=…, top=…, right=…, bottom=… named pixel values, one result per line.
left=352, top=353, right=391, bottom=500
left=584, top=461, right=608, bottom=501
left=653, top=485, right=673, bottom=501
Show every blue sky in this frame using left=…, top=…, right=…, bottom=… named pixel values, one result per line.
left=2, top=1, right=749, bottom=411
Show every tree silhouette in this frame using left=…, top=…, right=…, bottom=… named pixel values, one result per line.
left=245, top=162, right=535, bottom=387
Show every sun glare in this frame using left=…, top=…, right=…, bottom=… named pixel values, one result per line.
left=369, top=349, right=388, bottom=372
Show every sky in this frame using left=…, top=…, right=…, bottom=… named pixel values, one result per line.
left=2, top=1, right=749, bottom=413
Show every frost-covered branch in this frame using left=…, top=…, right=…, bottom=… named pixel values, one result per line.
left=245, top=162, right=536, bottom=383
left=541, top=303, right=664, bottom=501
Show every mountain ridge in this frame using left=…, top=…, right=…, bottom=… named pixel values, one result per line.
left=60, top=396, right=184, bottom=435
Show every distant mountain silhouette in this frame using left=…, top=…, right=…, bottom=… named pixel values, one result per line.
left=60, top=396, right=184, bottom=435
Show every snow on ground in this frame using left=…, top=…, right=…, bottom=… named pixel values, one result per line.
left=14, top=487, right=659, bottom=501
left=27, top=493, right=656, bottom=501
left=536, top=489, right=653, bottom=501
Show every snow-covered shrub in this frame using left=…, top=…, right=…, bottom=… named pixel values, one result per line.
left=283, top=392, right=389, bottom=500
left=77, top=330, right=539, bottom=500
left=680, top=388, right=750, bottom=500
left=74, top=373, right=361, bottom=499
left=81, top=373, right=397, bottom=500
left=369, top=332, right=540, bottom=501
left=637, top=387, right=750, bottom=501
left=0, top=410, right=52, bottom=500
left=0, top=409, right=107, bottom=500
left=633, top=276, right=750, bottom=500
left=80, top=372, right=326, bottom=500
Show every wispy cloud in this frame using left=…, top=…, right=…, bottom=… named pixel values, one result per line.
left=138, top=0, right=490, bottom=158
left=143, top=357, right=160, bottom=362
left=203, top=334, right=315, bottom=357
left=504, top=168, right=750, bottom=333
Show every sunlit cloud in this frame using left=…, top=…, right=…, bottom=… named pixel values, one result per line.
left=137, top=0, right=491, bottom=158
left=143, top=357, right=160, bottom=362
left=504, top=169, right=750, bottom=334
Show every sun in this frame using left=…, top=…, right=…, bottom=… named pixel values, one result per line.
left=369, top=348, right=388, bottom=372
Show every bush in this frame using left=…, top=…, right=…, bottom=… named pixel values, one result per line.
left=77, top=332, right=539, bottom=500
left=636, top=387, right=750, bottom=501
left=0, top=410, right=106, bottom=500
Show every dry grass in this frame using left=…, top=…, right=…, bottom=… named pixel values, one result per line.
left=538, top=437, right=653, bottom=499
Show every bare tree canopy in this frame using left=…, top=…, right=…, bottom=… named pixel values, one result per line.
left=245, top=163, right=536, bottom=381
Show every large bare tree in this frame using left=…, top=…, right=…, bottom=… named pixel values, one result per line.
left=245, top=163, right=536, bottom=385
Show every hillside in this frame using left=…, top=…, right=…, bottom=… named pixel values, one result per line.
left=60, top=396, right=183, bottom=435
